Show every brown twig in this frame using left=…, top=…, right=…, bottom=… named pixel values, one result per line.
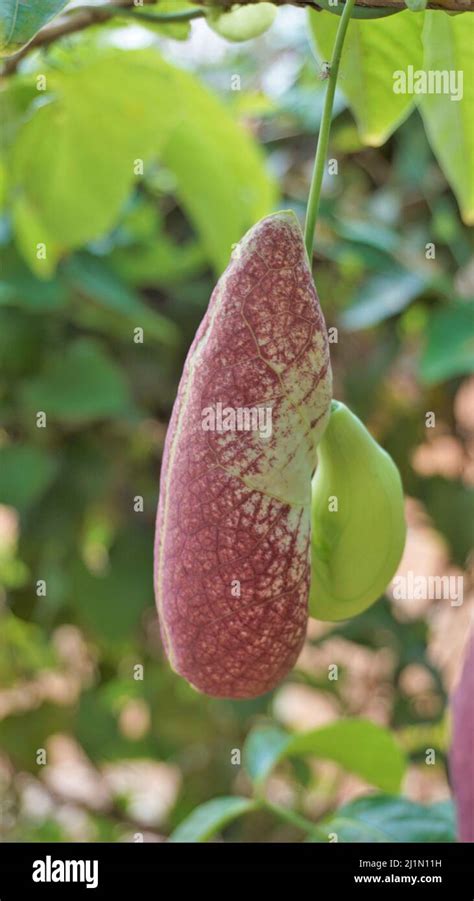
left=2, top=0, right=161, bottom=75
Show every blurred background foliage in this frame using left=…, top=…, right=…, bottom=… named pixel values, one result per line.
left=0, top=3, right=473, bottom=842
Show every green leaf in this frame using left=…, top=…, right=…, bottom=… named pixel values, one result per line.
left=0, top=80, right=38, bottom=152
left=420, top=301, right=474, bottom=384
left=244, top=719, right=406, bottom=793
left=404, top=0, right=427, bottom=10
left=63, top=254, right=180, bottom=346
left=20, top=337, right=134, bottom=423
left=286, top=720, right=406, bottom=793
left=0, top=444, right=58, bottom=512
left=332, top=219, right=400, bottom=256
left=110, top=233, right=205, bottom=287
left=11, top=53, right=179, bottom=250
left=309, top=10, right=424, bottom=146
left=420, top=13, right=474, bottom=225
left=0, top=0, right=69, bottom=57
left=243, top=725, right=289, bottom=785
left=12, top=193, right=63, bottom=278
left=158, top=64, right=276, bottom=273
left=342, top=269, right=426, bottom=330
left=322, top=796, right=456, bottom=842
left=105, top=198, right=206, bottom=286
left=169, top=797, right=257, bottom=842
left=11, top=50, right=276, bottom=274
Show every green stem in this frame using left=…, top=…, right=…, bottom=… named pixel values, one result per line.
left=303, top=0, right=356, bottom=260
left=260, top=800, right=327, bottom=840
left=106, top=6, right=205, bottom=23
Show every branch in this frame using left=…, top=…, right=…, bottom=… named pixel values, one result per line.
left=1, top=1, right=204, bottom=75
left=211, top=0, right=474, bottom=6
left=198, top=0, right=474, bottom=7
left=1, top=0, right=473, bottom=76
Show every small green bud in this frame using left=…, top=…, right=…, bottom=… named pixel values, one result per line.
left=309, top=400, right=406, bottom=622
left=207, top=3, right=277, bottom=42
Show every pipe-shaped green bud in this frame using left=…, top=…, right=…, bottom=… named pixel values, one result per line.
left=309, top=400, right=406, bottom=622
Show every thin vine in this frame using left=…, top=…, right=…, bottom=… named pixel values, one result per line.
left=304, top=0, right=357, bottom=259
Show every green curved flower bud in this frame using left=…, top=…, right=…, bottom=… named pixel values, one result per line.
left=309, top=400, right=406, bottom=622
left=207, top=3, right=277, bottom=42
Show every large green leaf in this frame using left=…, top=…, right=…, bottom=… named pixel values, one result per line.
left=159, top=68, right=276, bottom=273
left=0, top=79, right=38, bottom=153
left=308, top=10, right=424, bottom=146
left=169, top=797, right=257, bottom=842
left=244, top=719, right=407, bottom=793
left=321, top=796, right=456, bottom=843
left=420, top=300, right=474, bottom=384
left=287, top=720, right=406, bottom=793
left=11, top=50, right=276, bottom=274
left=0, top=0, right=69, bottom=57
left=11, top=53, right=179, bottom=250
left=420, top=13, right=474, bottom=225
left=20, top=337, right=134, bottom=423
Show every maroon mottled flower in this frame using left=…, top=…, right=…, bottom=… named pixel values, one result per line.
left=154, top=211, right=332, bottom=698
left=450, top=633, right=474, bottom=842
